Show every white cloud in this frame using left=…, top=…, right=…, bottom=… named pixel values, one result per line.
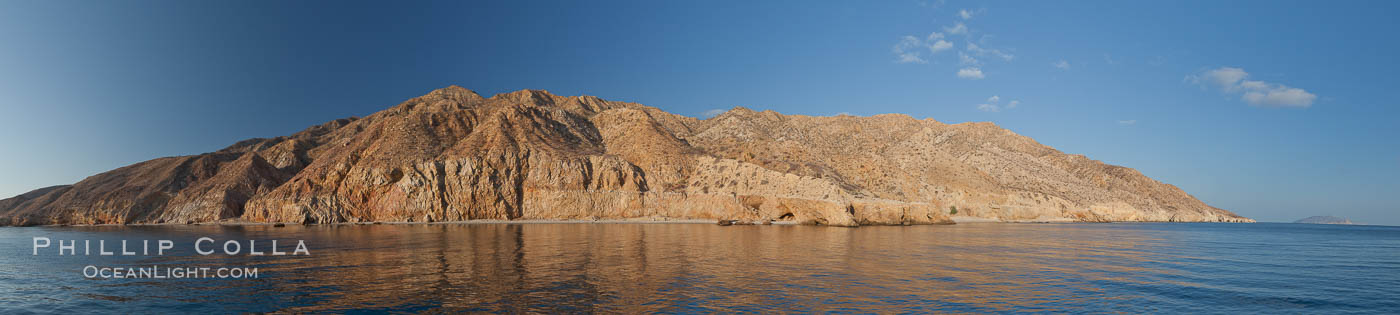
left=892, top=33, right=951, bottom=63
left=1103, top=54, right=1117, bottom=65
left=892, top=36, right=927, bottom=64
left=1197, top=67, right=1249, bottom=91
left=1054, top=60, right=1070, bottom=70
left=701, top=108, right=727, bottom=118
left=958, top=51, right=979, bottom=66
left=1117, top=120, right=1137, bottom=125
left=888, top=10, right=1019, bottom=70
left=944, top=23, right=967, bottom=35
left=1242, top=87, right=1316, bottom=107
left=897, top=53, right=926, bottom=64
left=976, top=95, right=1018, bottom=112
left=1187, top=67, right=1316, bottom=108
left=957, top=67, right=984, bottom=80
left=929, top=40, right=953, bottom=53
left=966, top=43, right=1013, bottom=61
left=1238, top=79, right=1269, bottom=91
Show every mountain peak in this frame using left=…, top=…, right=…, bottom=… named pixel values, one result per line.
left=491, top=89, right=558, bottom=105
left=426, top=85, right=481, bottom=98
left=709, top=106, right=755, bottom=118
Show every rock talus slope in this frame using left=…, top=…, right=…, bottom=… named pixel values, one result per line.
left=0, top=86, right=1252, bottom=226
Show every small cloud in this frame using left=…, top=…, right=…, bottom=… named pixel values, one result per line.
left=1187, top=67, right=1316, bottom=108
left=966, top=43, right=1013, bottom=61
left=929, top=40, right=954, bottom=53
left=957, top=67, right=985, bottom=80
left=1192, top=67, right=1248, bottom=90
left=1053, top=60, right=1070, bottom=70
left=944, top=23, right=968, bottom=35
left=701, top=108, right=727, bottom=118
left=959, top=9, right=973, bottom=19
left=1242, top=87, right=1315, bottom=107
left=897, top=54, right=926, bottom=64
left=1103, top=54, right=1117, bottom=65
left=976, top=95, right=1018, bottom=112
left=892, top=36, right=927, bottom=64
left=892, top=33, right=953, bottom=63
left=1117, top=120, right=1137, bottom=125
left=958, top=51, right=979, bottom=66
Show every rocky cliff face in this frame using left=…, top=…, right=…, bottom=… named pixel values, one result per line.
left=0, top=86, right=1252, bottom=226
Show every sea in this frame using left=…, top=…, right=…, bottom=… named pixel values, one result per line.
left=0, top=222, right=1397, bottom=313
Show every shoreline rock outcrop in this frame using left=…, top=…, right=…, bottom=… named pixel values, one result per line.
left=0, top=86, right=1252, bottom=226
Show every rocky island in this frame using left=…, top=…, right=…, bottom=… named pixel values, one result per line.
left=1293, top=216, right=1353, bottom=225
left=0, top=86, right=1252, bottom=226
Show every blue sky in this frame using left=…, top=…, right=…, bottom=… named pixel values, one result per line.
left=0, top=0, right=1396, bottom=224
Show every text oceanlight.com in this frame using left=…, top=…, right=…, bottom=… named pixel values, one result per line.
left=83, top=265, right=260, bottom=279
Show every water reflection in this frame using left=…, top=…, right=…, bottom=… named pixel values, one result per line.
left=1, top=223, right=1398, bottom=313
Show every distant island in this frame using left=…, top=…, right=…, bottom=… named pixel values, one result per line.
left=0, top=86, right=1252, bottom=226
left=1294, top=216, right=1354, bottom=225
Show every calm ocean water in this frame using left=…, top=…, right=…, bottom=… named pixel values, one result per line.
left=1, top=222, right=1397, bottom=313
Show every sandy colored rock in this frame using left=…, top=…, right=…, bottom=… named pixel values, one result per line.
left=0, top=86, right=1251, bottom=226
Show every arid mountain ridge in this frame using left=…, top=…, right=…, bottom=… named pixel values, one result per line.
left=0, top=86, right=1252, bottom=226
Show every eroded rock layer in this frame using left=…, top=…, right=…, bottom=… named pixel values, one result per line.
left=0, top=86, right=1251, bottom=226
